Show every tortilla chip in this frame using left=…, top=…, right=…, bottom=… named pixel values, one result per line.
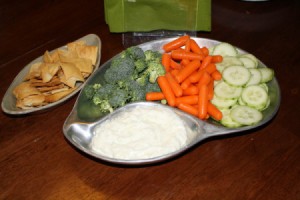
left=36, top=84, right=65, bottom=92
left=57, top=49, right=78, bottom=60
left=67, top=40, right=86, bottom=51
left=60, top=62, right=84, bottom=88
left=41, top=63, right=61, bottom=83
left=13, top=82, right=41, bottom=99
left=44, top=88, right=76, bottom=103
left=30, top=76, right=61, bottom=87
left=59, top=57, right=93, bottom=74
left=75, top=45, right=98, bottom=65
left=16, top=94, right=46, bottom=108
left=24, top=62, right=43, bottom=80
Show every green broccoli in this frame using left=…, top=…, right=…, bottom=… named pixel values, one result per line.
left=104, top=55, right=135, bottom=84
left=126, top=46, right=146, bottom=61
left=136, top=74, right=148, bottom=87
left=123, top=80, right=146, bottom=102
left=83, top=83, right=101, bottom=99
left=145, top=62, right=166, bottom=83
left=109, top=88, right=129, bottom=108
left=134, top=59, right=147, bottom=73
left=144, top=50, right=162, bottom=63
left=145, top=81, right=161, bottom=93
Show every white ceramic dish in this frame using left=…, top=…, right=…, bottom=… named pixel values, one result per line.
left=1, top=34, right=101, bottom=115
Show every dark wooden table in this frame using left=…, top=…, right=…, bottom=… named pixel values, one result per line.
left=1, top=0, right=299, bottom=199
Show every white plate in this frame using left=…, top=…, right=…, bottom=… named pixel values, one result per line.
left=1, top=34, right=101, bottom=115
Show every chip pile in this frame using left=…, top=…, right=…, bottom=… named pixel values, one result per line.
left=13, top=40, right=98, bottom=109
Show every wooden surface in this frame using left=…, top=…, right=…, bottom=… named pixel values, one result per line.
left=1, top=0, right=299, bottom=199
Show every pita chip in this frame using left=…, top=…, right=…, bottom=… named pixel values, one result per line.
left=60, top=62, right=84, bottom=88
left=75, top=45, right=98, bottom=65
left=13, top=82, right=42, bottom=99
left=44, top=88, right=76, bottom=103
left=41, top=62, right=61, bottom=83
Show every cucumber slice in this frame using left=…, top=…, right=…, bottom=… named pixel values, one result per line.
left=246, top=68, right=262, bottom=86
left=239, top=57, right=256, bottom=69
left=220, top=108, right=242, bottom=128
left=259, top=67, right=274, bottom=83
left=211, top=95, right=237, bottom=109
left=241, top=85, right=268, bottom=108
left=238, top=96, right=246, bottom=106
left=212, top=42, right=238, bottom=57
left=214, top=81, right=243, bottom=99
left=230, top=105, right=263, bottom=125
left=215, top=56, right=243, bottom=72
left=259, top=83, right=269, bottom=92
left=222, top=65, right=251, bottom=86
left=239, top=53, right=258, bottom=68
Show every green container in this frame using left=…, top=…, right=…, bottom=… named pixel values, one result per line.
left=104, top=0, right=211, bottom=33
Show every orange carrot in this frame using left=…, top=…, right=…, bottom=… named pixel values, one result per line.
left=211, top=70, right=222, bottom=80
left=171, top=69, right=180, bottom=77
left=207, top=102, right=223, bottom=121
left=175, top=95, right=198, bottom=106
left=207, top=80, right=214, bottom=100
left=200, top=47, right=209, bottom=56
left=180, top=59, right=190, bottom=66
left=203, top=63, right=217, bottom=74
left=170, top=59, right=182, bottom=70
left=162, top=53, right=171, bottom=72
left=189, top=70, right=204, bottom=83
left=175, top=60, right=201, bottom=83
left=146, top=92, right=165, bottom=101
left=165, top=72, right=183, bottom=97
left=171, top=50, right=204, bottom=61
left=190, top=39, right=203, bottom=55
left=181, top=38, right=191, bottom=65
left=180, top=78, right=192, bottom=90
left=183, top=85, right=199, bottom=95
left=163, top=35, right=190, bottom=52
left=197, top=71, right=211, bottom=86
left=200, top=55, right=212, bottom=69
left=177, top=103, right=199, bottom=117
left=198, top=84, right=209, bottom=119
left=212, top=55, right=223, bottom=63
left=157, top=76, right=176, bottom=107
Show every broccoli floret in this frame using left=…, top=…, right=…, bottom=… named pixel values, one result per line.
left=92, top=95, right=113, bottom=113
left=146, top=62, right=166, bottom=83
left=83, top=83, right=101, bottom=99
left=109, top=88, right=129, bottom=108
left=134, top=59, right=147, bottom=73
left=144, top=50, right=162, bottom=63
left=123, top=80, right=146, bottom=101
left=104, top=56, right=135, bottom=84
left=145, top=82, right=161, bottom=93
left=136, top=74, right=148, bottom=87
left=96, top=84, right=116, bottom=99
left=126, top=46, right=146, bottom=61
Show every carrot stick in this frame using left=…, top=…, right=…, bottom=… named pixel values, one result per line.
left=183, top=85, right=199, bottom=95
left=203, top=63, right=217, bottom=74
left=212, top=55, right=223, bottom=63
left=207, top=80, right=214, bottom=100
left=163, top=35, right=190, bottom=52
left=181, top=38, right=191, bottom=65
left=197, top=71, right=211, bottom=87
left=177, top=103, right=199, bottom=117
left=207, top=102, right=223, bottom=121
left=200, top=55, right=212, bottom=69
left=175, top=95, right=198, bottom=106
left=146, top=92, right=165, bottom=101
left=171, top=50, right=204, bottom=61
left=162, top=53, right=171, bottom=72
left=181, top=59, right=190, bottom=66
left=171, top=69, right=180, bottom=77
left=200, top=47, right=209, bottom=56
left=165, top=72, right=183, bottom=97
left=175, top=60, right=201, bottom=83
left=189, top=70, right=204, bottom=83
left=157, top=76, right=176, bottom=107
left=198, top=84, right=209, bottom=119
left=190, top=39, right=203, bottom=55
left=211, top=70, right=222, bottom=80
left=170, top=59, right=182, bottom=70
left=180, top=78, right=191, bottom=90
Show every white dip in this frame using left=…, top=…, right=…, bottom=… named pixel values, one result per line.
left=90, top=106, right=188, bottom=160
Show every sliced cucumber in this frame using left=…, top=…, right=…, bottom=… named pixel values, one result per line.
left=212, top=42, right=238, bottom=57
left=259, top=83, right=269, bottom=92
left=211, top=95, right=237, bottom=109
left=241, top=85, right=268, bottom=109
left=214, top=81, right=243, bottom=99
left=246, top=68, right=262, bottom=86
left=220, top=108, right=242, bottom=128
left=238, top=96, right=246, bottom=106
left=215, top=56, right=243, bottom=72
left=259, top=67, right=274, bottom=83
left=239, top=53, right=258, bottom=68
left=239, top=57, right=256, bottom=69
left=222, top=65, right=251, bottom=86
left=230, top=105, right=263, bottom=125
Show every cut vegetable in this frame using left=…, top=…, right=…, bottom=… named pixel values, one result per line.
left=215, top=56, right=243, bottom=72
left=220, top=108, right=241, bottom=128
left=246, top=68, right=262, bottom=86
left=259, top=67, right=274, bottom=83
left=212, top=42, right=238, bottom=57
left=239, top=57, right=256, bottom=69
left=214, top=81, right=242, bottom=99
left=230, top=105, right=263, bottom=125
left=239, top=53, right=258, bottom=68
left=241, top=85, right=268, bottom=109
left=222, top=65, right=251, bottom=86
left=211, top=95, right=237, bottom=109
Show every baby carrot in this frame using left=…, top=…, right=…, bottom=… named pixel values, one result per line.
left=183, top=85, right=199, bottom=95
left=203, top=63, right=217, bottom=74
left=212, top=70, right=222, bottom=80
left=181, top=59, right=190, bottom=66
left=162, top=53, right=171, bottom=72
left=170, top=59, right=182, bottom=70
left=190, top=39, right=203, bottom=55
left=212, top=55, right=223, bottom=63
left=200, top=55, right=212, bottom=69
left=198, top=84, right=209, bottom=119
left=163, top=35, right=190, bottom=52
left=146, top=92, right=165, bottom=101
left=189, top=70, right=204, bottom=83
left=165, top=72, right=183, bottom=97
left=207, top=102, right=223, bottom=121
left=200, top=47, right=209, bottom=56
left=157, top=76, right=176, bottom=107
left=181, top=38, right=191, bottom=65
left=175, top=60, right=201, bottom=83
left=177, top=103, right=198, bottom=117
left=171, top=50, right=204, bottom=61
left=197, top=71, right=211, bottom=87
left=207, top=80, right=214, bottom=100
left=175, top=95, right=198, bottom=106
left=171, top=69, right=180, bottom=77
left=180, top=78, right=192, bottom=90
